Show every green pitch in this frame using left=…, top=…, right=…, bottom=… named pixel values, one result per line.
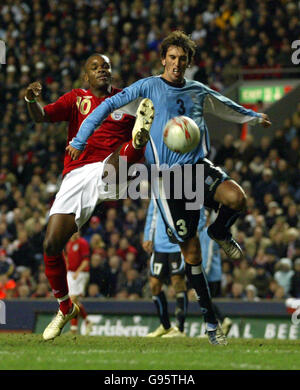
left=0, top=334, right=300, bottom=370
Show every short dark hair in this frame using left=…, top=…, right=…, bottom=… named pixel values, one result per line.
left=160, top=31, right=196, bottom=65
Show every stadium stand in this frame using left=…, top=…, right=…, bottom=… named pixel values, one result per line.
left=0, top=0, right=299, bottom=303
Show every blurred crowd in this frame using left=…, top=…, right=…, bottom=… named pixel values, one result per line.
left=0, top=0, right=300, bottom=302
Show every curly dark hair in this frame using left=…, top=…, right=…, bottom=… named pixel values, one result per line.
left=160, top=30, right=196, bottom=65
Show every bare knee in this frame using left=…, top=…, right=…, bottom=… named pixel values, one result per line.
left=43, top=235, right=63, bottom=257
left=171, top=276, right=186, bottom=294
left=215, top=180, right=247, bottom=211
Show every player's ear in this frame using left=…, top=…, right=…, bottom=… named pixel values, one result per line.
left=161, top=58, right=166, bottom=66
left=83, top=72, right=89, bottom=82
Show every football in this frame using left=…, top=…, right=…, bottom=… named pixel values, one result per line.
left=163, top=116, right=200, bottom=154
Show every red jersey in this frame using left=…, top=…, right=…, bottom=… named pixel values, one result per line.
left=66, top=237, right=90, bottom=272
left=43, top=87, right=136, bottom=176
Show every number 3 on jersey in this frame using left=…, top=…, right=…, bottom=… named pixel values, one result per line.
left=176, top=99, right=186, bottom=115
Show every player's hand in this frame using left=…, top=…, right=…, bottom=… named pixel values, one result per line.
left=25, top=82, right=42, bottom=100
left=72, top=272, right=79, bottom=280
left=259, top=113, right=272, bottom=128
left=66, top=144, right=82, bottom=160
left=143, top=241, right=153, bottom=254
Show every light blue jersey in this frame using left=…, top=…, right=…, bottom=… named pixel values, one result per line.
left=143, top=199, right=221, bottom=282
left=71, top=76, right=262, bottom=168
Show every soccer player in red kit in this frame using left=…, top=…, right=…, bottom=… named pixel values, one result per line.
left=25, top=53, right=154, bottom=340
left=65, top=232, right=92, bottom=335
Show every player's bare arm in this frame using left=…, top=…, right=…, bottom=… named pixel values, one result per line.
left=143, top=240, right=153, bottom=254
left=25, top=82, right=51, bottom=123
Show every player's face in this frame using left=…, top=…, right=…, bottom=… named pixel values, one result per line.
left=85, top=55, right=112, bottom=89
left=161, top=46, right=189, bottom=84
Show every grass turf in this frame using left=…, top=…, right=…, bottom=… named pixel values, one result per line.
left=0, top=333, right=300, bottom=370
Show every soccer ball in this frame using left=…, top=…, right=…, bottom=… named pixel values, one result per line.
left=163, top=116, right=200, bottom=154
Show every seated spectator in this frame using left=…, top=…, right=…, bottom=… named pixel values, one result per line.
left=118, top=269, right=144, bottom=300
left=273, top=286, right=286, bottom=299
left=292, top=240, right=300, bottom=262
left=0, top=274, right=16, bottom=299
left=266, top=279, right=280, bottom=299
left=11, top=229, right=36, bottom=273
left=16, top=284, right=31, bottom=298
left=263, top=247, right=279, bottom=275
left=107, top=255, right=122, bottom=297
left=87, top=283, right=102, bottom=298
left=89, top=233, right=106, bottom=256
left=245, top=284, right=260, bottom=302
left=213, top=134, right=237, bottom=166
left=245, top=226, right=271, bottom=260
left=253, top=265, right=272, bottom=298
left=233, top=259, right=256, bottom=288
left=0, top=248, right=15, bottom=278
left=83, top=216, right=104, bottom=243
left=284, top=228, right=300, bottom=259
left=116, top=237, right=138, bottom=261
left=265, top=201, right=282, bottom=229
left=286, top=203, right=299, bottom=228
left=31, top=282, right=51, bottom=298
left=254, top=168, right=278, bottom=209
left=268, top=232, right=287, bottom=259
left=89, top=253, right=110, bottom=297
left=274, top=258, right=294, bottom=295
left=228, top=282, right=245, bottom=299
left=290, top=258, right=300, bottom=298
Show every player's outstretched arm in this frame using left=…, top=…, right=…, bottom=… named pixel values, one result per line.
left=25, top=82, right=51, bottom=123
left=67, top=80, right=145, bottom=160
left=204, top=87, right=272, bottom=127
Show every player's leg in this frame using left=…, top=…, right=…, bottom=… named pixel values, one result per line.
left=69, top=295, right=79, bottom=334
left=172, top=274, right=188, bottom=334
left=180, top=237, right=227, bottom=345
left=209, top=281, right=232, bottom=336
left=162, top=273, right=188, bottom=338
left=152, top=166, right=226, bottom=343
left=102, top=98, right=154, bottom=183
left=70, top=294, right=93, bottom=335
left=146, top=252, right=173, bottom=337
left=42, top=214, right=79, bottom=340
left=201, top=159, right=244, bottom=260
left=43, top=214, right=77, bottom=313
left=162, top=252, right=188, bottom=337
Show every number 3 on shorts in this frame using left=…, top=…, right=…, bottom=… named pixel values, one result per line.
left=176, top=219, right=187, bottom=236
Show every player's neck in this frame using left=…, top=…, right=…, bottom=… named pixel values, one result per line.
left=89, top=86, right=111, bottom=98
left=160, top=76, right=185, bottom=88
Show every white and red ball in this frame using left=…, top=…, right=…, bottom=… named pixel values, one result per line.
left=163, top=116, right=200, bottom=154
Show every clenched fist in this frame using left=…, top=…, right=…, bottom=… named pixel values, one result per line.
left=25, top=82, right=42, bottom=100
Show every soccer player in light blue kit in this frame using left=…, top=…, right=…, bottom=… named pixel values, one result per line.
left=143, top=200, right=232, bottom=338
left=143, top=198, right=189, bottom=338
left=67, top=31, right=271, bottom=344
